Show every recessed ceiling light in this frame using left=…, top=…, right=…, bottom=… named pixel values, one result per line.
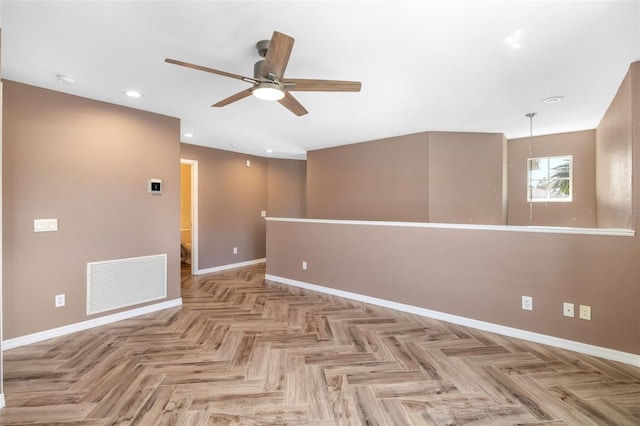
left=183, top=132, right=194, bottom=138
left=230, top=143, right=239, bottom=148
left=57, top=74, right=76, bottom=85
left=266, top=149, right=273, bottom=153
left=124, top=90, right=143, bottom=98
left=505, top=30, right=523, bottom=49
left=541, top=96, right=565, bottom=104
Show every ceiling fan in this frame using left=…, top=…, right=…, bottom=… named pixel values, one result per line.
left=165, top=31, right=362, bottom=116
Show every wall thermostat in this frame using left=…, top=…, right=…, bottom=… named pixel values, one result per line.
left=148, top=179, right=162, bottom=194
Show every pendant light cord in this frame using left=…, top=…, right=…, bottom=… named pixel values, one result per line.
left=526, top=112, right=537, bottom=224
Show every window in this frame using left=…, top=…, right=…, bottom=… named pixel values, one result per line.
left=527, top=155, right=572, bottom=202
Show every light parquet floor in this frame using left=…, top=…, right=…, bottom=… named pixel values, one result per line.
left=1, top=263, right=639, bottom=425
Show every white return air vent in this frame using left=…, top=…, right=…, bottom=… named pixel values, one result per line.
left=87, top=254, right=167, bottom=315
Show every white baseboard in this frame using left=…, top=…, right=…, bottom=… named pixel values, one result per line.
left=265, top=274, right=640, bottom=367
left=196, top=258, right=266, bottom=275
left=2, top=298, right=182, bottom=351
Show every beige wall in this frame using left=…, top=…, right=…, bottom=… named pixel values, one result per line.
left=428, top=132, right=506, bottom=224
left=633, top=63, right=640, bottom=231
left=267, top=158, right=306, bottom=218
left=2, top=81, right=181, bottom=339
left=508, top=130, right=596, bottom=227
left=2, top=81, right=307, bottom=340
left=307, top=131, right=507, bottom=224
left=305, top=123, right=620, bottom=230
left=180, top=144, right=268, bottom=270
left=307, top=133, right=431, bottom=221
left=596, top=63, right=635, bottom=229
left=179, top=145, right=308, bottom=270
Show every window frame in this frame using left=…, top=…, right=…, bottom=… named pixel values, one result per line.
left=527, top=155, right=573, bottom=203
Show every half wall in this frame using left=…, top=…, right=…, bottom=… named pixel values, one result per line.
left=266, top=218, right=639, bottom=358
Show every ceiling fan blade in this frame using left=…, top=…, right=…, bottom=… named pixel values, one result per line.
left=212, top=88, right=253, bottom=107
left=278, top=92, right=308, bottom=116
left=165, top=58, right=258, bottom=84
left=283, top=78, right=362, bottom=92
left=261, top=31, right=294, bottom=80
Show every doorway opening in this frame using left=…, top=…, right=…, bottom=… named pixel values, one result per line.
left=180, top=159, right=198, bottom=275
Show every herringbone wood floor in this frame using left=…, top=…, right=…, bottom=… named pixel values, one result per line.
left=1, top=263, right=639, bottom=425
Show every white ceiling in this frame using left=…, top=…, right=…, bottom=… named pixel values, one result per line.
left=1, top=1, right=639, bottom=159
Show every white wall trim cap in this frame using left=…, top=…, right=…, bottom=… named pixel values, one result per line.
left=265, top=217, right=635, bottom=237
left=265, top=274, right=640, bottom=368
left=2, top=298, right=182, bottom=351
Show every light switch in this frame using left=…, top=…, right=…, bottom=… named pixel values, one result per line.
left=34, top=219, right=58, bottom=232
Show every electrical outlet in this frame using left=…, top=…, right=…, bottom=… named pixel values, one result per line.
left=579, top=305, right=591, bottom=320
left=563, top=302, right=574, bottom=317
left=302, top=261, right=307, bottom=270
left=55, top=294, right=65, bottom=308
left=233, top=247, right=238, bottom=255
left=522, top=295, right=533, bottom=311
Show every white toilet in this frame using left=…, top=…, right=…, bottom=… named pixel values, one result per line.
left=181, top=229, right=192, bottom=264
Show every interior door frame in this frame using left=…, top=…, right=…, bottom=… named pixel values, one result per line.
left=180, top=159, right=198, bottom=275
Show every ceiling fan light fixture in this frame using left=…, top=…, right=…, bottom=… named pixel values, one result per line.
left=253, top=82, right=285, bottom=101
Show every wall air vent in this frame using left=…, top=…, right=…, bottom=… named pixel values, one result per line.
left=87, top=254, right=167, bottom=315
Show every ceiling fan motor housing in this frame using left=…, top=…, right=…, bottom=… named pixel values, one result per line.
left=254, top=60, right=266, bottom=79
left=256, top=40, right=270, bottom=58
